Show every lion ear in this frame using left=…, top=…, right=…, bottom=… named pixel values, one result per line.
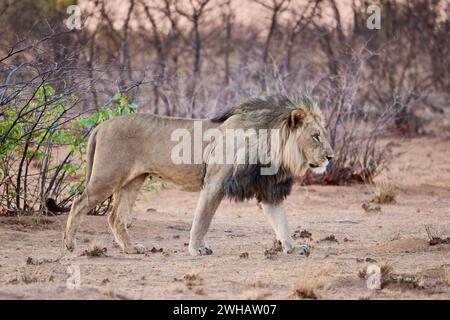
left=287, top=109, right=307, bottom=128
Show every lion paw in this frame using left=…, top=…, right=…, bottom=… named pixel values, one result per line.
left=199, top=246, right=213, bottom=255
left=296, top=244, right=310, bottom=257
left=189, top=245, right=213, bottom=256
left=283, top=243, right=310, bottom=257
left=124, top=243, right=146, bottom=254
left=134, top=244, right=146, bottom=254
left=64, top=237, right=76, bottom=252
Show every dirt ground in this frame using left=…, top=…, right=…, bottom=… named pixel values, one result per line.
left=0, top=136, right=449, bottom=300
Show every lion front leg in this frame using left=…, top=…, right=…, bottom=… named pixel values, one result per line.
left=261, top=202, right=310, bottom=257
left=189, top=183, right=223, bottom=256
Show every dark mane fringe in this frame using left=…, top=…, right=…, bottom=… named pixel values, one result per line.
left=210, top=108, right=236, bottom=123
left=210, top=94, right=317, bottom=124
left=211, top=95, right=293, bottom=123
left=223, top=164, right=293, bottom=204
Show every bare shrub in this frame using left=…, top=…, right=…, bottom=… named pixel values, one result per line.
left=0, top=33, right=148, bottom=216
left=299, top=49, right=400, bottom=185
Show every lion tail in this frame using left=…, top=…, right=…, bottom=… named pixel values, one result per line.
left=45, top=198, right=70, bottom=213
left=85, top=126, right=98, bottom=188
left=45, top=127, right=99, bottom=213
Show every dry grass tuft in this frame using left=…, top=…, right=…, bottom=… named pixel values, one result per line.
left=357, top=263, right=422, bottom=290
left=82, top=239, right=108, bottom=257
left=9, top=268, right=55, bottom=284
left=268, top=239, right=283, bottom=252
left=290, top=269, right=329, bottom=300
left=264, top=240, right=283, bottom=259
left=162, top=248, right=171, bottom=257
left=358, top=263, right=393, bottom=280
left=380, top=264, right=394, bottom=279
left=440, top=268, right=450, bottom=285
left=183, top=270, right=203, bottom=289
left=357, top=268, right=367, bottom=279
left=425, top=225, right=450, bottom=245
left=26, top=256, right=57, bottom=265
left=372, top=178, right=398, bottom=204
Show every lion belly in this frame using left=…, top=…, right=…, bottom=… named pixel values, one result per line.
left=88, top=113, right=214, bottom=192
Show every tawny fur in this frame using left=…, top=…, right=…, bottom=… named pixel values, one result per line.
left=51, top=94, right=334, bottom=256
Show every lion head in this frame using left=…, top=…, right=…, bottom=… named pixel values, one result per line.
left=211, top=94, right=334, bottom=177
left=279, top=96, right=334, bottom=176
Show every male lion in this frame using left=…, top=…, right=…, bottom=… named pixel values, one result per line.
left=47, top=94, right=334, bottom=256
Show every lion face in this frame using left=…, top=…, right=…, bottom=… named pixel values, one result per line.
left=300, top=120, right=334, bottom=174
left=281, top=107, right=334, bottom=176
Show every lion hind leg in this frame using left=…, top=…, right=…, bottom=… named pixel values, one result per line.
left=108, top=174, right=148, bottom=254
left=64, top=185, right=112, bottom=252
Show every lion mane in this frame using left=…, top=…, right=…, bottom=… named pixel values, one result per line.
left=211, top=94, right=323, bottom=205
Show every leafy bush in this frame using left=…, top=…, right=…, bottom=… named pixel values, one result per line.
left=0, top=85, right=137, bottom=215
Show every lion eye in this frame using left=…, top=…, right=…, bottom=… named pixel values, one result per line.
left=313, top=135, right=320, bottom=142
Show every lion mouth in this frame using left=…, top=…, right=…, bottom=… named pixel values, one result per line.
left=309, top=161, right=329, bottom=174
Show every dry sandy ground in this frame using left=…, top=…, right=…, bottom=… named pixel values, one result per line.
left=0, top=137, right=449, bottom=300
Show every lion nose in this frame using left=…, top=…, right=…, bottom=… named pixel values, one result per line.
left=325, top=155, right=334, bottom=161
